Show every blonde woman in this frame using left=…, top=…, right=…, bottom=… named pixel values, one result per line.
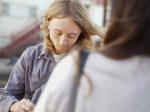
left=35, top=0, right=150, bottom=112
left=0, top=0, right=103, bottom=112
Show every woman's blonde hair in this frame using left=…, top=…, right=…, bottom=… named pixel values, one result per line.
left=41, top=0, right=103, bottom=54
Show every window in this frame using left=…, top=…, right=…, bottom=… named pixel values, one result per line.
left=1, top=2, right=10, bottom=15
left=29, top=6, right=37, bottom=18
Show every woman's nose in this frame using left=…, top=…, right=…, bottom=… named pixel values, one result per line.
left=60, top=36, right=68, bottom=45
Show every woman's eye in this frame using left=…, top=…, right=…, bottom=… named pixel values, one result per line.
left=69, top=34, right=76, bottom=39
left=55, top=30, right=61, bottom=35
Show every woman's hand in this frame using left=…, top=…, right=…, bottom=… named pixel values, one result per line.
left=10, top=99, right=35, bottom=112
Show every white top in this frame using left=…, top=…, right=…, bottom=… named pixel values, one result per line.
left=53, top=53, right=67, bottom=64
left=35, top=51, right=150, bottom=112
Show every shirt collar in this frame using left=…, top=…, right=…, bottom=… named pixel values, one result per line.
left=37, top=47, right=53, bottom=60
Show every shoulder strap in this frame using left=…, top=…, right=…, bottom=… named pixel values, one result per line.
left=70, top=49, right=89, bottom=112
left=33, top=74, right=50, bottom=92
left=80, top=49, right=90, bottom=75
left=25, top=72, right=50, bottom=100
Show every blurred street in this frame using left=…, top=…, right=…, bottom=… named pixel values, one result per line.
left=0, top=59, right=14, bottom=87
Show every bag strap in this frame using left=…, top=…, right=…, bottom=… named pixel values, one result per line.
left=32, top=74, right=50, bottom=92
left=25, top=74, right=50, bottom=100
left=25, top=53, right=57, bottom=100
left=70, top=49, right=89, bottom=112
left=25, top=61, right=55, bottom=100
left=80, top=50, right=90, bottom=75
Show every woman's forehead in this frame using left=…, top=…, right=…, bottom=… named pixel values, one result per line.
left=49, top=17, right=82, bottom=33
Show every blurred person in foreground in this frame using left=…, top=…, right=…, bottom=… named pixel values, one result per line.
left=35, top=0, right=150, bottom=112
left=0, top=0, right=103, bottom=111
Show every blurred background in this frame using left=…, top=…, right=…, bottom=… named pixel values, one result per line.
left=0, top=0, right=110, bottom=87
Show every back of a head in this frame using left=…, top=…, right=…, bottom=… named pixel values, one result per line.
left=101, top=0, right=150, bottom=59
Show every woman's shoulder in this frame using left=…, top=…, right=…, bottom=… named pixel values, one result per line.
left=26, top=44, right=43, bottom=54
left=22, top=44, right=43, bottom=58
left=86, top=51, right=150, bottom=76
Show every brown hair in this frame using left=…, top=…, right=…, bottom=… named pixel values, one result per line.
left=41, top=0, right=103, bottom=54
left=100, top=0, right=150, bottom=59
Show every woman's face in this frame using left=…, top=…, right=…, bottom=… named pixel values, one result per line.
left=48, top=17, right=82, bottom=54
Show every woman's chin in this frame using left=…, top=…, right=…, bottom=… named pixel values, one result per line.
left=55, top=49, right=67, bottom=54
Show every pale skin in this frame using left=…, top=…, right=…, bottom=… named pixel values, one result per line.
left=10, top=99, right=34, bottom=112
left=9, top=17, right=81, bottom=112
left=48, top=17, right=82, bottom=54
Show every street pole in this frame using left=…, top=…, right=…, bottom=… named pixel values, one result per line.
left=103, top=0, right=108, bottom=27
